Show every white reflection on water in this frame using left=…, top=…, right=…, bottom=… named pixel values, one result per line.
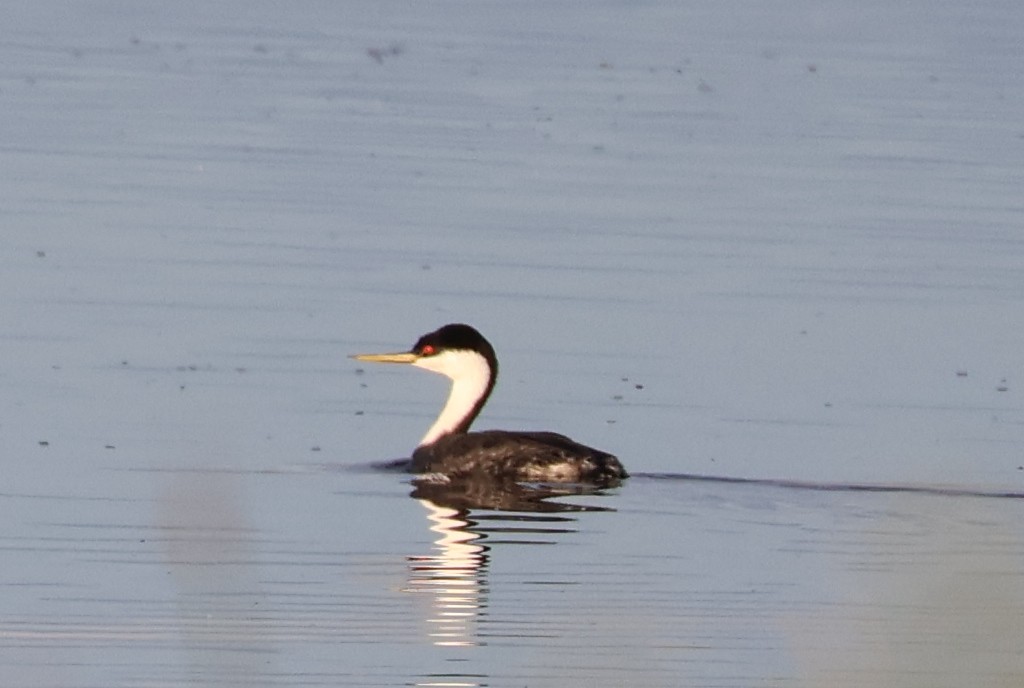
left=406, top=499, right=487, bottom=649
left=404, top=483, right=608, bottom=653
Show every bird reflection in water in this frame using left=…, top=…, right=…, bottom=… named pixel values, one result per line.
left=403, top=475, right=616, bottom=649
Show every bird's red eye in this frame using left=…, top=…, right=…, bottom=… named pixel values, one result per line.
left=420, top=344, right=436, bottom=356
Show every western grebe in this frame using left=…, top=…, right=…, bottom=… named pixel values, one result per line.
left=352, top=324, right=627, bottom=484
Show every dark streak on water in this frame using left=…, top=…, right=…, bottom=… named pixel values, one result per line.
left=343, top=460, right=1024, bottom=503
left=635, top=472, right=1024, bottom=500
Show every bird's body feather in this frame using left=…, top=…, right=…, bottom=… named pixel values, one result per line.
left=412, top=429, right=627, bottom=483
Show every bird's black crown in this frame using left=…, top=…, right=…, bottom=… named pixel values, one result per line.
left=412, top=323, right=495, bottom=361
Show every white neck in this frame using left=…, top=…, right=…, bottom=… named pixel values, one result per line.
left=413, top=349, right=493, bottom=446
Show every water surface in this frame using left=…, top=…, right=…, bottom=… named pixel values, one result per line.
left=3, top=1, right=1024, bottom=685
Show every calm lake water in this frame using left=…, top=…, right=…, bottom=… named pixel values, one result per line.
left=3, top=2, right=1024, bottom=686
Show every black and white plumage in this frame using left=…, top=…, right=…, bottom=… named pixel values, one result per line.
left=352, top=324, right=627, bottom=484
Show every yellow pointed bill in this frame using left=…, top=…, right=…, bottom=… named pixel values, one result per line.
left=350, top=351, right=419, bottom=364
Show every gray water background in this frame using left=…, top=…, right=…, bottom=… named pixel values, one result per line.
left=3, top=2, right=1024, bottom=686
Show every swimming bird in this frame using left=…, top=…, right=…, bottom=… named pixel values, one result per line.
left=352, top=324, right=627, bottom=484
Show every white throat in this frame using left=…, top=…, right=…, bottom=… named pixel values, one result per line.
left=413, top=349, right=493, bottom=446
